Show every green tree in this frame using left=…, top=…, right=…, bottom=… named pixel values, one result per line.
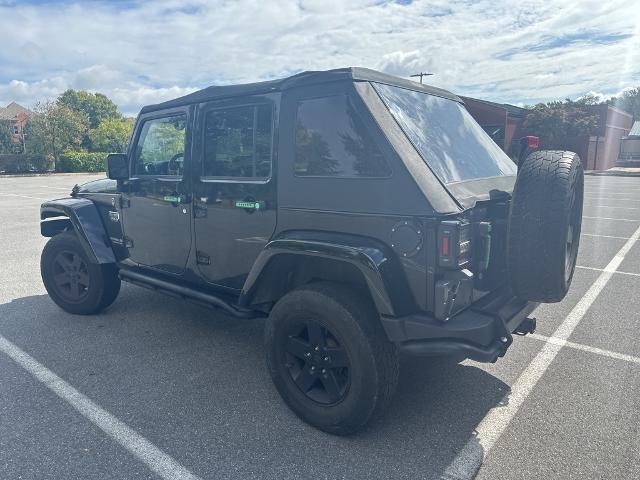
left=610, top=87, right=640, bottom=119
left=24, top=101, right=88, bottom=170
left=57, top=89, right=122, bottom=129
left=88, top=117, right=134, bottom=152
left=523, top=99, right=599, bottom=149
left=0, top=121, right=14, bottom=153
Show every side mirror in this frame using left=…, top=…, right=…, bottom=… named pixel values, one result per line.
left=106, top=153, right=129, bottom=180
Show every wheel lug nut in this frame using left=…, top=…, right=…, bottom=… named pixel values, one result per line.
left=321, top=368, right=326, bottom=374
left=310, top=366, right=316, bottom=373
left=305, top=352, right=311, bottom=358
left=323, top=356, right=330, bottom=362
left=314, top=346, right=320, bottom=351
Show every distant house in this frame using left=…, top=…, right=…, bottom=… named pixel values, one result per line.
left=0, top=101, right=33, bottom=153
left=574, top=105, right=633, bottom=171
left=618, top=120, right=640, bottom=166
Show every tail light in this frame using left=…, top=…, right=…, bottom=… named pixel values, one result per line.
left=438, top=220, right=471, bottom=268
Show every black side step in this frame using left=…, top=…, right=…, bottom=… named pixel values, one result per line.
left=118, top=269, right=259, bottom=319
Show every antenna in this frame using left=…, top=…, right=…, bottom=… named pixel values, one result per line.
left=410, top=72, right=434, bottom=84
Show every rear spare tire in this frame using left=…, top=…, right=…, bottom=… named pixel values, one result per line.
left=507, top=150, right=584, bottom=303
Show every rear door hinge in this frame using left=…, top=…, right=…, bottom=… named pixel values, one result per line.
left=119, top=196, right=131, bottom=208
left=123, top=236, right=134, bottom=248
left=196, top=250, right=211, bottom=265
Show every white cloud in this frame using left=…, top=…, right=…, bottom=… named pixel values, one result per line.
left=0, top=0, right=638, bottom=115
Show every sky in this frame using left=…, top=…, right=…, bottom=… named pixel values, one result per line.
left=0, top=0, right=638, bottom=115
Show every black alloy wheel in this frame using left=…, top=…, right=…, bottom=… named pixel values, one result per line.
left=265, top=282, right=399, bottom=435
left=565, top=183, right=582, bottom=283
left=282, top=320, right=351, bottom=405
left=41, top=231, right=121, bottom=315
left=51, top=250, right=91, bottom=303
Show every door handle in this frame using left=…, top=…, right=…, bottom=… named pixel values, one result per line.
left=234, top=200, right=265, bottom=212
left=163, top=194, right=188, bottom=206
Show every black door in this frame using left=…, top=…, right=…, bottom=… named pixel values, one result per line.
left=192, top=96, right=278, bottom=290
left=121, top=109, right=192, bottom=275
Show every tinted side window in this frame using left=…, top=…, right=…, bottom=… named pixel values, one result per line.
left=203, top=104, right=272, bottom=179
left=134, top=115, right=186, bottom=176
left=294, top=94, right=390, bottom=177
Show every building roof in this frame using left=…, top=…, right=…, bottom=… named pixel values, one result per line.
left=459, top=96, right=528, bottom=118
left=141, top=67, right=462, bottom=114
left=629, top=120, right=640, bottom=138
left=0, top=101, right=32, bottom=120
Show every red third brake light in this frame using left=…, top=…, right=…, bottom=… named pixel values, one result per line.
left=442, top=235, right=450, bottom=256
left=527, top=135, right=540, bottom=149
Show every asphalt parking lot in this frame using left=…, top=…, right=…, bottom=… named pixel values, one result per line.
left=1, top=172, right=639, bottom=480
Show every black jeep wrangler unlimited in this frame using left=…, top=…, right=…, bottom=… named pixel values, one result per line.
left=39, top=68, right=583, bottom=435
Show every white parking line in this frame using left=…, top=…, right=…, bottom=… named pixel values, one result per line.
left=576, top=265, right=640, bottom=277
left=0, top=334, right=202, bottom=480
left=581, top=233, right=631, bottom=240
left=443, top=223, right=640, bottom=479
left=583, top=190, right=639, bottom=194
left=584, top=197, right=640, bottom=202
left=582, top=205, right=638, bottom=210
left=528, top=334, right=640, bottom=366
left=583, top=216, right=639, bottom=222
left=0, top=193, right=49, bottom=201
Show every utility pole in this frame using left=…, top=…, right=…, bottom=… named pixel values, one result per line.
left=410, top=72, right=434, bottom=84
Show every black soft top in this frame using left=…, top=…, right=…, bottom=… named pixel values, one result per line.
left=140, top=67, right=462, bottom=114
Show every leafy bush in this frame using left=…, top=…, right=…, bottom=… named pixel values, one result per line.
left=0, top=154, right=53, bottom=173
left=58, top=151, right=107, bottom=172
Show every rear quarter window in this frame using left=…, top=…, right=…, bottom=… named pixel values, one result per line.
left=294, top=94, right=391, bottom=178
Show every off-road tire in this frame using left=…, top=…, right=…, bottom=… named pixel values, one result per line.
left=507, top=150, right=584, bottom=302
left=41, top=231, right=121, bottom=315
left=265, top=282, right=399, bottom=435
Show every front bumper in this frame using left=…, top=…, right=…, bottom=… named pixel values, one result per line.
left=380, top=289, right=538, bottom=363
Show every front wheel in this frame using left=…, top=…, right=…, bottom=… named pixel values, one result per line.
left=41, top=231, right=121, bottom=315
left=265, top=282, right=399, bottom=435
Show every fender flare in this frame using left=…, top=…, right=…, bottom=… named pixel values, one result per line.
left=40, top=197, right=116, bottom=264
left=239, top=233, right=414, bottom=317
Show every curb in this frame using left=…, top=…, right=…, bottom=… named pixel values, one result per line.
left=0, top=172, right=105, bottom=178
left=585, top=171, right=640, bottom=178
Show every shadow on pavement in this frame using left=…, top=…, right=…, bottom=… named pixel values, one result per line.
left=0, top=289, right=508, bottom=479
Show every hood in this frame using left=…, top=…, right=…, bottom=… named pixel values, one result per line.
left=74, top=178, right=117, bottom=195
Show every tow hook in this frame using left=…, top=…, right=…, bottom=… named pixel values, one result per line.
left=514, top=317, right=537, bottom=336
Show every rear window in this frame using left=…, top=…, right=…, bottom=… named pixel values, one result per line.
left=372, top=83, right=517, bottom=184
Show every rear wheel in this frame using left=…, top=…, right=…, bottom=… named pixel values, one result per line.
left=265, top=282, right=399, bottom=435
left=507, top=150, right=584, bottom=302
left=41, top=231, right=121, bottom=314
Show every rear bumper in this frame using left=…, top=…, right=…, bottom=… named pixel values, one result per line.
left=380, top=289, right=538, bottom=363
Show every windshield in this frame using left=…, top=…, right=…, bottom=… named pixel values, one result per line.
left=372, top=83, right=517, bottom=185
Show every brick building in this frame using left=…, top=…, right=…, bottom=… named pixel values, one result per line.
left=0, top=102, right=32, bottom=153
left=460, top=96, right=527, bottom=158
left=462, top=96, right=633, bottom=171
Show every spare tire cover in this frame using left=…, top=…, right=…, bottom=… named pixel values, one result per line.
left=507, top=150, right=584, bottom=303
